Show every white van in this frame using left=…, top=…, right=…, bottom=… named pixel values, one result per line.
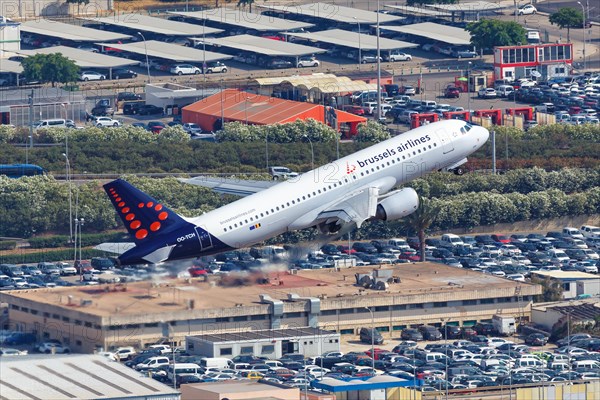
left=388, top=238, right=410, bottom=250
left=572, top=360, right=600, bottom=369
left=496, top=85, right=514, bottom=98
left=441, top=234, right=464, bottom=247
left=135, top=356, right=170, bottom=371
left=200, top=357, right=233, bottom=370
left=515, top=358, right=545, bottom=368
left=563, top=227, right=585, bottom=239
left=580, top=225, right=600, bottom=239
left=526, top=29, right=541, bottom=44
left=33, top=119, right=72, bottom=130
left=166, top=363, right=201, bottom=381
left=547, top=249, right=570, bottom=263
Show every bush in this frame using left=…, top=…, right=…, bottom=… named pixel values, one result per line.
left=0, top=241, right=17, bottom=250
left=0, top=249, right=106, bottom=264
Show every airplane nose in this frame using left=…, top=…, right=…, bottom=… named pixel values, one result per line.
left=476, top=126, right=490, bottom=145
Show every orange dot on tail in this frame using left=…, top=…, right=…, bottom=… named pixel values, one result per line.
left=118, top=202, right=125, bottom=207
left=147, top=202, right=154, bottom=208
left=125, top=213, right=135, bottom=221
left=155, top=204, right=163, bottom=211
left=150, top=221, right=161, bottom=231
left=121, top=207, right=130, bottom=213
left=138, top=203, right=145, bottom=208
left=136, top=229, right=148, bottom=240
left=158, top=211, right=168, bottom=220
left=130, top=220, right=141, bottom=229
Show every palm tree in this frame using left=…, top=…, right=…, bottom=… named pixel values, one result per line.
left=403, top=196, right=438, bottom=262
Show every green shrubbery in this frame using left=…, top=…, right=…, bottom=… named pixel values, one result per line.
left=28, top=232, right=129, bottom=249
left=0, top=249, right=105, bottom=265
left=0, top=241, right=17, bottom=250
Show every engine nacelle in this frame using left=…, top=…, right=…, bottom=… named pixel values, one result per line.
left=374, top=188, right=419, bottom=221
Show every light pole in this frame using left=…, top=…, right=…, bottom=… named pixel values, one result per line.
left=577, top=2, right=586, bottom=70
left=303, top=135, right=314, bottom=170
left=265, top=131, right=269, bottom=172
left=467, top=62, right=472, bottom=117
left=62, top=153, right=73, bottom=242
left=376, top=0, right=381, bottom=122
left=353, top=17, right=362, bottom=67
left=202, top=18, right=207, bottom=83
left=75, top=217, right=84, bottom=281
left=28, top=90, right=34, bottom=149
left=364, top=307, right=375, bottom=371
left=25, top=135, right=31, bottom=164
left=441, top=318, right=449, bottom=400
left=138, top=32, right=151, bottom=83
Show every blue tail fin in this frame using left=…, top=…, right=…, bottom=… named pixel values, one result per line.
left=103, top=179, right=188, bottom=244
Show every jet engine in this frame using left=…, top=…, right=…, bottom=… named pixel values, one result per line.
left=374, top=188, right=419, bottom=221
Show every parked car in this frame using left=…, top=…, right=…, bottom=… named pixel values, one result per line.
left=387, top=52, right=412, bottom=62
left=79, top=71, right=106, bottom=81
left=297, top=57, right=320, bottom=67
left=445, top=86, right=460, bottom=98
left=94, top=117, right=121, bottom=127
left=268, top=59, right=293, bottom=69
left=137, top=105, right=164, bottom=116
left=38, top=340, right=70, bottom=354
left=203, top=61, right=228, bottom=74
left=147, top=121, right=166, bottom=133
left=361, top=54, right=382, bottom=64
left=454, top=49, right=477, bottom=59
left=183, top=123, right=202, bottom=135
left=170, top=64, right=201, bottom=75
left=122, top=102, right=143, bottom=115
left=117, top=92, right=142, bottom=102
left=478, top=88, right=497, bottom=98
left=401, top=328, right=423, bottom=341
left=112, top=68, right=137, bottom=79
left=525, top=333, right=549, bottom=346
left=517, top=4, right=537, bottom=15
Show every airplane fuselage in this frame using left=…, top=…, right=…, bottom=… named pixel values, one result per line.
left=116, top=120, right=489, bottom=265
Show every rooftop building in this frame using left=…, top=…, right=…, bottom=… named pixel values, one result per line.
left=0, top=263, right=541, bottom=353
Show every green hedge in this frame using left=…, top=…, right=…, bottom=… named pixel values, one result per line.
left=28, top=232, right=129, bottom=249
left=0, top=249, right=106, bottom=264
left=0, top=241, right=17, bottom=250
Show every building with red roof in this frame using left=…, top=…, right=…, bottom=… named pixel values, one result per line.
left=181, top=89, right=367, bottom=136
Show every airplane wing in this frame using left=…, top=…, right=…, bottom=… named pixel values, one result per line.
left=179, top=176, right=277, bottom=197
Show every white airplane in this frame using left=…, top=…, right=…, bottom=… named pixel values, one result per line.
left=103, top=120, right=488, bottom=265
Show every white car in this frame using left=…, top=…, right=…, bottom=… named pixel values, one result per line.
left=182, top=123, right=202, bottom=135
left=58, top=262, right=77, bottom=276
left=297, top=57, right=320, bottom=67
left=0, top=348, right=28, bottom=356
left=79, top=71, right=106, bottom=81
left=203, top=61, right=228, bottom=74
left=388, top=52, right=412, bottom=62
left=478, top=87, right=497, bottom=98
left=170, top=64, right=201, bottom=75
left=518, top=5, right=537, bottom=15
left=518, top=78, right=537, bottom=88
left=95, top=117, right=122, bottom=127
left=38, top=341, right=70, bottom=354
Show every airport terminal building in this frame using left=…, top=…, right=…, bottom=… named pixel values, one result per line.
left=0, top=263, right=541, bottom=353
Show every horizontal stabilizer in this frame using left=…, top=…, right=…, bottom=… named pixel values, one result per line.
left=94, top=242, right=136, bottom=254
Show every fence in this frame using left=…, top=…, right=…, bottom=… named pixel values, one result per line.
left=9, top=102, right=87, bottom=126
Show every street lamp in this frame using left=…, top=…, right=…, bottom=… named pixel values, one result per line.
left=75, top=217, right=84, bottom=281
left=467, top=61, right=472, bottom=118
left=302, top=135, right=314, bottom=170
left=25, top=135, right=31, bottom=164
left=265, top=131, right=269, bottom=172
left=364, top=307, right=375, bottom=371
left=202, top=18, right=207, bottom=83
left=352, top=17, right=362, bottom=67
left=441, top=318, right=449, bottom=400
left=577, top=2, right=586, bottom=70
left=137, top=32, right=151, bottom=83
left=62, top=153, right=73, bottom=242
left=375, top=0, right=382, bottom=122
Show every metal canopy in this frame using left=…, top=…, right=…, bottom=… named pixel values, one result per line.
left=16, top=46, right=139, bottom=68
left=20, top=20, right=131, bottom=42
left=95, top=40, right=232, bottom=63
left=284, top=29, right=418, bottom=51
left=379, top=22, right=471, bottom=46
left=384, top=5, right=452, bottom=17
left=168, top=8, right=313, bottom=32
left=257, top=2, right=404, bottom=24
left=425, top=1, right=505, bottom=11
left=80, top=14, right=223, bottom=36
left=192, top=34, right=326, bottom=57
left=0, top=59, right=23, bottom=74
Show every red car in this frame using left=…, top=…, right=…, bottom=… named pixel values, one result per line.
left=343, top=105, right=366, bottom=116
left=491, top=234, right=511, bottom=244
left=188, top=266, right=208, bottom=277
left=399, top=251, right=420, bottom=261
left=337, top=245, right=357, bottom=254
left=445, top=86, right=460, bottom=98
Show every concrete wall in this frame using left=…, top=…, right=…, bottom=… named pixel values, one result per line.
left=181, top=383, right=299, bottom=400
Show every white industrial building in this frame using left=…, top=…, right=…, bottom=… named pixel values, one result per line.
left=532, top=299, right=600, bottom=332
left=532, top=270, right=600, bottom=299
left=186, top=327, right=340, bottom=359
left=0, top=17, right=20, bottom=56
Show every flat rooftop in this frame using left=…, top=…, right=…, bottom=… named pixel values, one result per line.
left=190, top=327, right=335, bottom=343
left=257, top=3, right=404, bottom=24
left=379, top=22, right=471, bottom=46
left=2, top=263, right=538, bottom=318
left=20, top=19, right=132, bottom=42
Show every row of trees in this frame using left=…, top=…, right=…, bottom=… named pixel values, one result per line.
left=1, top=174, right=598, bottom=239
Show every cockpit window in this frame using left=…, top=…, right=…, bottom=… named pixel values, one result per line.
left=464, top=122, right=473, bottom=132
